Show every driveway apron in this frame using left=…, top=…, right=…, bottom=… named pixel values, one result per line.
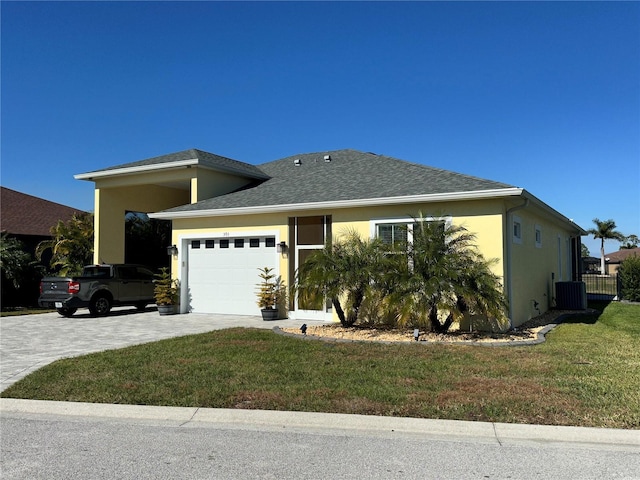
left=1, top=308, right=323, bottom=391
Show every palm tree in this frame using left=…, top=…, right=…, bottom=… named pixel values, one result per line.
left=294, top=229, right=388, bottom=327
left=388, top=217, right=507, bottom=333
left=620, top=234, right=639, bottom=250
left=36, top=213, right=94, bottom=276
left=587, top=218, right=625, bottom=275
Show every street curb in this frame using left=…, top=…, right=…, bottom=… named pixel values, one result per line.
left=2, top=398, right=638, bottom=448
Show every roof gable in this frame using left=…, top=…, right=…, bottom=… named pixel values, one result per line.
left=1, top=187, right=84, bottom=236
left=77, top=148, right=269, bottom=181
left=160, top=149, right=515, bottom=213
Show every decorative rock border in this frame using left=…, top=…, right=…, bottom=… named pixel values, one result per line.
left=273, top=310, right=600, bottom=347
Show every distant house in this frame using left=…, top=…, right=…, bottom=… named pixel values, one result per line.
left=1, top=186, right=84, bottom=254
left=75, top=148, right=586, bottom=327
left=605, top=248, right=640, bottom=275
left=1, top=187, right=84, bottom=306
left=581, top=256, right=600, bottom=274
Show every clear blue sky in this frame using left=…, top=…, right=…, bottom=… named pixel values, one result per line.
left=2, top=1, right=638, bottom=256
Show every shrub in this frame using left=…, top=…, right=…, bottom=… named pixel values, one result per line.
left=618, top=254, right=640, bottom=302
left=153, top=267, right=179, bottom=306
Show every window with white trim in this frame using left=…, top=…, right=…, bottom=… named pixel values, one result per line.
left=372, top=216, right=450, bottom=247
left=376, top=223, right=411, bottom=246
left=535, top=225, right=542, bottom=248
left=512, top=216, right=522, bottom=244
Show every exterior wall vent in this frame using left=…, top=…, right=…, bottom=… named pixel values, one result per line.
left=324, top=155, right=331, bottom=162
left=294, top=159, right=301, bottom=166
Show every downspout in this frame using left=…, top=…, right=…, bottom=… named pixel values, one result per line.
left=505, top=197, right=529, bottom=330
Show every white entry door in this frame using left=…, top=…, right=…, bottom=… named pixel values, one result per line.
left=187, top=236, right=278, bottom=315
left=293, top=216, right=332, bottom=321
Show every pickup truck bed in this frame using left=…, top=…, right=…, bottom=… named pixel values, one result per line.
left=39, top=264, right=157, bottom=317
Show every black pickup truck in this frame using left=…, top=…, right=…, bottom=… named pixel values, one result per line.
left=38, top=264, right=156, bottom=317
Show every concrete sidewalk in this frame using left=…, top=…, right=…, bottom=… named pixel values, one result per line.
left=1, top=307, right=323, bottom=391
left=2, top=398, right=638, bottom=450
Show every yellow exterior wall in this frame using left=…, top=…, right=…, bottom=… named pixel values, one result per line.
left=172, top=212, right=290, bottom=281
left=90, top=167, right=255, bottom=264
left=193, top=169, right=254, bottom=203
left=508, top=207, right=577, bottom=325
left=93, top=185, right=188, bottom=264
left=328, top=200, right=506, bottom=278
left=171, top=200, right=508, bottom=321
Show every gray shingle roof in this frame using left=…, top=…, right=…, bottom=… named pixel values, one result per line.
left=80, top=149, right=269, bottom=180
left=162, top=149, right=515, bottom=213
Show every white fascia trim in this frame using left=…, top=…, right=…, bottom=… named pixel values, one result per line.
left=74, top=159, right=199, bottom=180
left=149, top=188, right=525, bottom=220
left=520, top=190, right=587, bottom=235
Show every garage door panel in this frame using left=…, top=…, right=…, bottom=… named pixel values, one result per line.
left=187, top=236, right=277, bottom=315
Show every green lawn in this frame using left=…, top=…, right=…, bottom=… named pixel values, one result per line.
left=3, top=302, right=639, bottom=429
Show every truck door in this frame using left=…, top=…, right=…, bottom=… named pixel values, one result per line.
left=117, top=266, right=141, bottom=302
left=136, top=266, right=156, bottom=301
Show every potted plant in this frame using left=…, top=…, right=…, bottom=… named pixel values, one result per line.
left=154, top=267, right=179, bottom=315
left=256, top=267, right=285, bottom=321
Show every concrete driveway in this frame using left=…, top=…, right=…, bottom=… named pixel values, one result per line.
left=0, top=307, right=323, bottom=391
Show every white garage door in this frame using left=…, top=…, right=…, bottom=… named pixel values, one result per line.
left=187, top=236, right=278, bottom=315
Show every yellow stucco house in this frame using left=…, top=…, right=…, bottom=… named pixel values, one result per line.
left=75, top=148, right=585, bottom=328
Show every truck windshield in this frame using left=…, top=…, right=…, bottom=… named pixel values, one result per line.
left=82, top=266, right=110, bottom=278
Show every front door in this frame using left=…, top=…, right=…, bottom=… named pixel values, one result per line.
left=292, top=215, right=332, bottom=320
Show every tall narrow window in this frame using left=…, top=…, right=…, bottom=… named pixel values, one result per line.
left=513, top=216, right=522, bottom=244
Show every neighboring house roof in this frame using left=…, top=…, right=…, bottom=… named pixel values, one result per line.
left=0, top=187, right=84, bottom=237
left=605, top=248, right=640, bottom=264
left=75, top=148, right=270, bottom=181
left=158, top=149, right=519, bottom=215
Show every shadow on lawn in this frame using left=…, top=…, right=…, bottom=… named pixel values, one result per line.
left=558, top=301, right=609, bottom=325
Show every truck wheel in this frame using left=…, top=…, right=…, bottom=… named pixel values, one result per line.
left=135, top=302, right=147, bottom=311
left=89, top=294, right=112, bottom=317
left=56, top=307, right=77, bottom=317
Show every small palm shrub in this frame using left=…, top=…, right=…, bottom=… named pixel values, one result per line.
left=294, top=219, right=508, bottom=332
left=295, top=230, right=390, bottom=327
